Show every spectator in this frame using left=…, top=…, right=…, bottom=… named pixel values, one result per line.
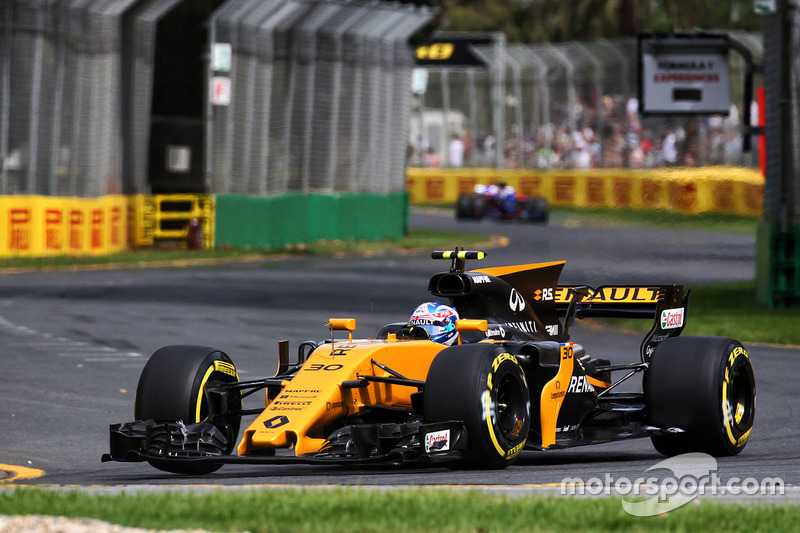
left=662, top=128, right=678, bottom=166
left=424, top=147, right=441, bottom=168
left=448, top=133, right=465, bottom=167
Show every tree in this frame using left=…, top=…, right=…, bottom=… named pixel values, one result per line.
left=437, top=0, right=762, bottom=43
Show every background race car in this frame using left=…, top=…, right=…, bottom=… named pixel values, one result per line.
left=456, top=182, right=549, bottom=223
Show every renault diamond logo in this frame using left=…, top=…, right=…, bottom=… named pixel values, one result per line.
left=509, top=289, right=526, bottom=312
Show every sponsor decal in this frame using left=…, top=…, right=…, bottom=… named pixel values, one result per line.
left=90, top=209, right=104, bottom=249
left=506, top=440, right=524, bottom=459
left=472, top=275, right=491, bottom=284
left=509, top=288, right=526, bottom=312
left=660, top=308, right=684, bottom=329
left=263, top=415, right=289, bottom=429
left=326, top=401, right=345, bottom=411
left=485, top=326, right=506, bottom=338
left=504, top=321, right=537, bottom=334
left=45, top=209, right=63, bottom=251
left=491, top=353, right=518, bottom=372
left=272, top=400, right=312, bottom=406
left=731, top=346, right=749, bottom=360
left=545, top=324, right=559, bottom=336
left=69, top=210, right=83, bottom=250
left=593, top=287, right=660, bottom=303
left=567, top=375, right=595, bottom=394
left=424, top=429, right=451, bottom=452
left=736, top=427, right=752, bottom=447
left=213, top=361, right=237, bottom=378
left=9, top=209, right=31, bottom=251
left=533, top=287, right=554, bottom=301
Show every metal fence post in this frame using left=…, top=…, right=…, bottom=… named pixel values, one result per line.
left=26, top=4, right=44, bottom=193
left=577, top=43, right=604, bottom=167
left=0, top=0, right=12, bottom=194
left=441, top=69, right=450, bottom=165
left=492, top=32, right=506, bottom=168
left=506, top=51, right=523, bottom=167
left=547, top=44, right=576, bottom=133
left=467, top=69, right=478, bottom=167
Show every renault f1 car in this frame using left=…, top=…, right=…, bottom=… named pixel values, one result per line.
left=103, top=251, right=755, bottom=473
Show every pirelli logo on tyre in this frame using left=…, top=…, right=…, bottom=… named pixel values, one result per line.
left=214, top=360, right=238, bottom=378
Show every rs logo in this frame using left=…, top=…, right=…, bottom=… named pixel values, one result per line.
left=509, top=289, right=526, bottom=312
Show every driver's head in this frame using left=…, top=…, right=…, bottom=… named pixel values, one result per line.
left=407, top=302, right=459, bottom=345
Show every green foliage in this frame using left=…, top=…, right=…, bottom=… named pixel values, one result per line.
left=440, top=0, right=763, bottom=43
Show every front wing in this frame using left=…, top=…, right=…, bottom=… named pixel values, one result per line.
left=102, top=419, right=468, bottom=467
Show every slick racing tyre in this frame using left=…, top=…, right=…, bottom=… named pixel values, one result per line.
left=425, top=344, right=530, bottom=468
left=135, top=345, right=242, bottom=474
left=456, top=195, right=484, bottom=220
left=645, top=336, right=755, bottom=457
left=525, top=197, right=549, bottom=223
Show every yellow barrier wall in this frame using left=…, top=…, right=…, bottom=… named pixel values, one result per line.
left=0, top=195, right=130, bottom=257
left=407, top=167, right=763, bottom=216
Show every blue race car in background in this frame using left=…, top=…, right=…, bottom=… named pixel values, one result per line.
left=456, top=181, right=549, bottom=223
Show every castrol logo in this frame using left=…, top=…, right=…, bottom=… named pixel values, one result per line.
left=660, top=308, right=684, bottom=329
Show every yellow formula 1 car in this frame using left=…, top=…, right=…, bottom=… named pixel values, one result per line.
left=103, top=251, right=756, bottom=474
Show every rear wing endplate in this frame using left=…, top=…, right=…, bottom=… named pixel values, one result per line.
left=555, top=285, right=690, bottom=363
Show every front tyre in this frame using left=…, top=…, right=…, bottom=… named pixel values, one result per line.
left=645, top=336, right=755, bottom=457
left=135, top=345, right=242, bottom=474
left=424, top=344, right=530, bottom=468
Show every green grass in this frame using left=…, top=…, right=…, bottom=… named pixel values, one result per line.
left=606, top=281, right=800, bottom=346
left=0, top=229, right=490, bottom=271
left=553, top=206, right=759, bottom=234
left=0, top=486, right=796, bottom=533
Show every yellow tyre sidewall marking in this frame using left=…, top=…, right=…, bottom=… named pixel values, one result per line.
left=484, top=353, right=525, bottom=460
left=195, top=360, right=239, bottom=423
left=723, top=346, right=752, bottom=449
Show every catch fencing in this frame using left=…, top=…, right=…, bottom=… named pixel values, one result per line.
left=409, top=33, right=765, bottom=172
left=0, top=1, right=778, bottom=200
left=0, top=0, right=436, bottom=198
left=0, top=0, right=128, bottom=197
left=205, top=0, right=435, bottom=195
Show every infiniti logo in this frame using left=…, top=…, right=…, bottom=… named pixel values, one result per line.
left=509, top=289, right=526, bottom=312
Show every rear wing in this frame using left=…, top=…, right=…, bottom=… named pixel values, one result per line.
left=555, top=285, right=682, bottom=319
left=555, top=284, right=689, bottom=363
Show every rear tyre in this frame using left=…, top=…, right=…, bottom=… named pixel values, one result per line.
left=135, top=345, right=242, bottom=474
left=645, top=336, right=755, bottom=457
left=525, top=197, right=549, bottom=223
left=425, top=344, right=530, bottom=468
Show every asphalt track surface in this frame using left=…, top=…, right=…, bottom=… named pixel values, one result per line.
left=1, top=208, right=797, bottom=499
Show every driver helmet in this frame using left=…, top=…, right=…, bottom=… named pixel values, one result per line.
left=407, top=302, right=459, bottom=345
